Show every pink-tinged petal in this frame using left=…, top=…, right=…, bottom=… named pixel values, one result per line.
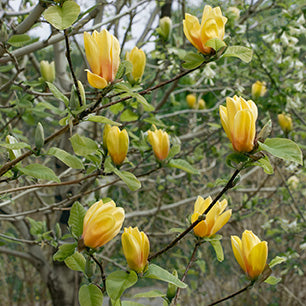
left=183, top=14, right=203, bottom=52
left=231, top=235, right=247, bottom=273
left=247, top=241, right=268, bottom=279
left=86, top=70, right=108, bottom=89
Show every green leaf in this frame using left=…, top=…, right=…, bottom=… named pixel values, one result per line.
left=182, top=52, right=204, bottom=69
left=258, top=138, right=303, bottom=165
left=264, top=276, right=281, bottom=285
left=269, top=256, right=286, bottom=268
left=43, top=1, right=80, bottom=30
left=209, top=240, right=224, bottom=262
left=113, top=169, right=141, bottom=191
left=144, top=264, right=187, bottom=289
left=47, top=82, right=69, bottom=106
left=7, top=34, right=31, bottom=47
left=79, top=284, right=103, bottom=306
left=133, top=290, right=166, bottom=298
left=106, top=271, right=138, bottom=301
left=104, top=156, right=115, bottom=174
left=86, top=115, right=121, bottom=126
left=122, top=302, right=146, bottom=306
left=132, top=93, right=154, bottom=112
left=205, top=38, right=226, bottom=51
left=222, top=46, right=253, bottom=63
left=109, top=102, right=124, bottom=115
left=168, top=159, right=199, bottom=174
left=68, top=201, right=86, bottom=238
left=69, top=134, right=99, bottom=156
left=53, top=243, right=76, bottom=261
left=167, top=144, right=181, bottom=160
left=47, top=147, right=84, bottom=169
left=120, top=109, right=139, bottom=122
left=116, top=60, right=133, bottom=79
left=226, top=153, right=249, bottom=168
left=27, top=217, right=45, bottom=236
left=18, top=164, right=60, bottom=182
left=0, top=142, right=31, bottom=150
left=252, top=155, right=273, bottom=174
left=64, top=252, right=86, bottom=272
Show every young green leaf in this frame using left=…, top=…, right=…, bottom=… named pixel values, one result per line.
left=47, top=147, right=84, bottom=169
left=106, top=271, right=138, bottom=301
left=69, top=134, right=99, bottom=156
left=47, top=82, right=69, bottom=106
left=205, top=38, right=226, bottom=51
left=222, top=46, right=253, bottom=63
left=85, top=115, right=121, bottom=126
left=209, top=240, right=224, bottom=262
left=64, top=252, right=86, bottom=272
left=264, top=276, right=281, bottom=285
left=68, top=201, right=86, bottom=238
left=18, top=164, right=60, bottom=182
left=168, top=159, right=199, bottom=174
left=113, top=169, right=141, bottom=191
left=53, top=243, right=76, bottom=261
left=269, top=256, right=286, bottom=268
left=79, top=284, right=103, bottom=306
left=182, top=52, right=204, bottom=69
left=144, top=264, right=187, bottom=288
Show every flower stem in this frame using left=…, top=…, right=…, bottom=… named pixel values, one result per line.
left=90, top=253, right=106, bottom=293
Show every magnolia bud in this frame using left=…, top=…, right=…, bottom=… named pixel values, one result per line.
left=158, top=16, right=172, bottom=41
left=40, top=60, right=55, bottom=83
left=35, top=122, right=44, bottom=150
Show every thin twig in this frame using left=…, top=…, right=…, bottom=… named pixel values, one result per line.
left=90, top=254, right=106, bottom=293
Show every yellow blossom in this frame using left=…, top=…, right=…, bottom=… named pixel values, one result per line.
left=84, top=29, right=120, bottom=89
left=219, top=95, right=258, bottom=153
left=147, top=125, right=170, bottom=161
left=121, top=227, right=150, bottom=273
left=278, top=113, right=293, bottom=133
left=183, top=5, right=227, bottom=54
left=191, top=196, right=232, bottom=238
left=252, top=81, right=267, bottom=99
left=106, top=126, right=129, bottom=165
left=186, top=94, right=197, bottom=108
left=198, top=98, right=206, bottom=109
left=231, top=230, right=268, bottom=280
left=81, top=199, right=125, bottom=249
left=126, top=47, right=146, bottom=83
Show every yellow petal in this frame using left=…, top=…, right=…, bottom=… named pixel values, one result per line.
left=86, top=70, right=108, bottom=89
left=84, top=32, right=100, bottom=75
left=210, top=209, right=231, bottom=236
left=231, top=235, right=247, bottom=273
left=242, top=230, right=261, bottom=259
left=247, top=241, right=268, bottom=279
left=183, top=14, right=202, bottom=52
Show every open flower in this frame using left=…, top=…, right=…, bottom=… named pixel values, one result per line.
left=231, top=230, right=268, bottom=280
left=147, top=125, right=170, bottom=161
left=219, top=95, right=258, bottom=153
left=81, top=200, right=125, bottom=249
left=84, top=29, right=120, bottom=89
left=121, top=227, right=150, bottom=273
left=183, top=5, right=227, bottom=54
left=126, top=47, right=146, bottom=83
left=106, top=126, right=129, bottom=165
left=191, top=196, right=232, bottom=238
left=252, top=81, right=267, bottom=99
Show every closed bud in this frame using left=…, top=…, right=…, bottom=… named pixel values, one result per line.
left=183, top=5, right=227, bottom=54
left=166, top=270, right=178, bottom=301
left=77, top=80, right=86, bottom=105
left=231, top=230, right=268, bottom=280
left=252, top=81, right=267, bottom=99
left=40, top=60, right=55, bottom=83
left=277, top=113, right=292, bottom=133
left=5, top=135, right=21, bottom=160
left=158, top=16, right=172, bottom=41
left=84, top=29, right=120, bottom=89
left=191, top=196, right=231, bottom=238
left=198, top=98, right=206, bottom=109
left=147, top=125, right=170, bottom=161
left=186, top=94, right=197, bottom=109
left=121, top=227, right=150, bottom=273
left=70, top=84, right=80, bottom=110
left=219, top=95, right=258, bottom=153
left=103, top=124, right=112, bottom=149
left=287, top=175, right=299, bottom=189
left=227, top=7, right=240, bottom=20
left=0, top=23, right=8, bottom=42
left=35, top=122, right=44, bottom=150
left=80, top=199, right=125, bottom=250
left=126, top=47, right=146, bottom=83
left=106, top=126, right=129, bottom=165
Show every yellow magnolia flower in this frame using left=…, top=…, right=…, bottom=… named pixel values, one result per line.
left=252, top=81, right=267, bottom=99
left=81, top=199, right=125, bottom=249
left=106, top=126, right=129, bottom=165
left=278, top=113, right=293, bottom=133
left=219, top=95, right=258, bottom=153
left=183, top=5, right=227, bottom=54
left=186, top=94, right=197, bottom=108
left=84, top=29, right=120, bottom=89
left=231, top=230, right=268, bottom=280
left=102, top=124, right=112, bottom=149
left=191, top=196, right=232, bottom=238
left=40, top=60, right=55, bottom=83
left=147, top=125, right=170, bottom=161
left=126, top=47, right=146, bottom=83
left=121, top=227, right=150, bottom=273
left=198, top=98, right=206, bottom=110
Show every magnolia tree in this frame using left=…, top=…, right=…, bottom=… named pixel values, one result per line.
left=0, top=0, right=305, bottom=305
